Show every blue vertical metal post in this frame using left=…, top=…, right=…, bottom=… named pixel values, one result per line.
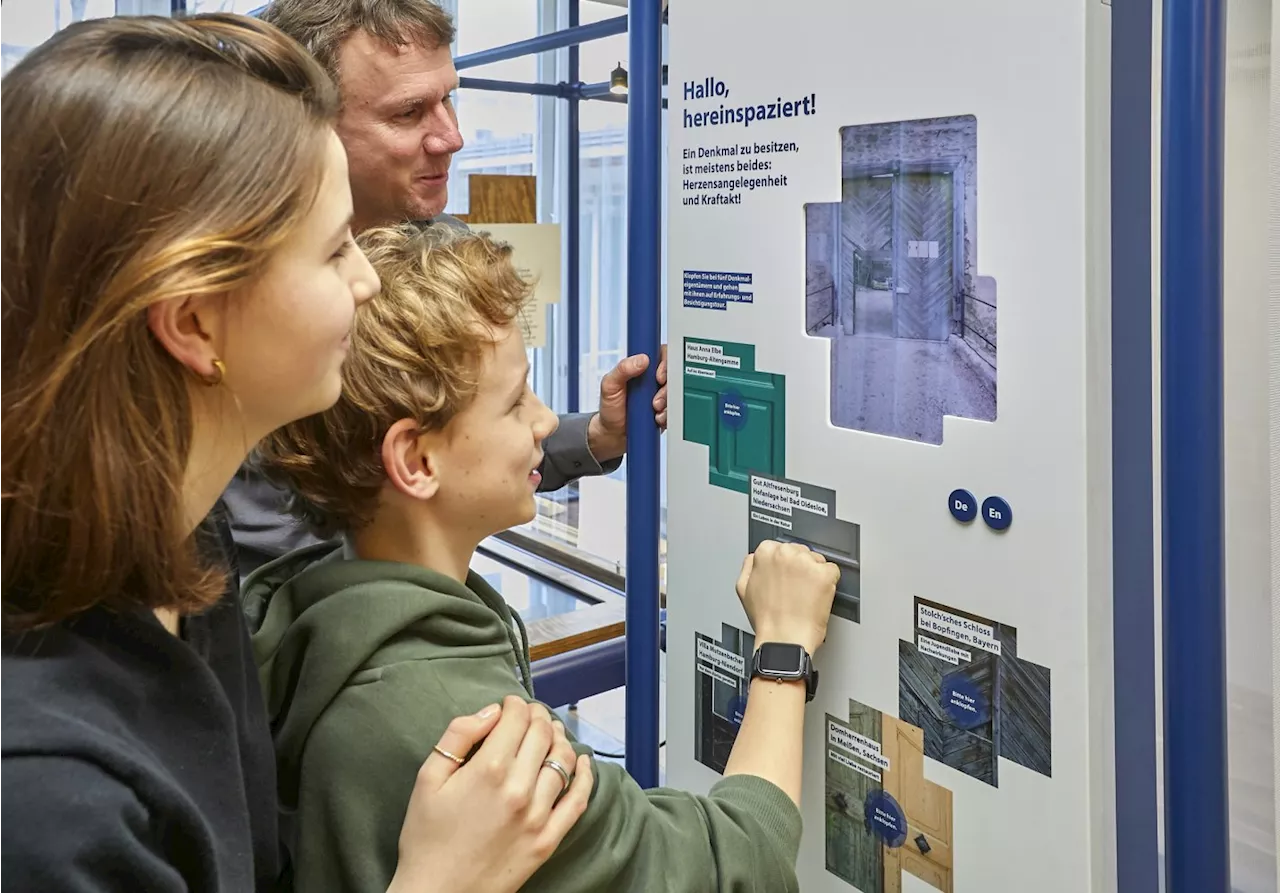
left=624, top=0, right=662, bottom=788
left=566, top=0, right=581, bottom=414
left=1111, top=0, right=1159, bottom=889
left=1161, top=0, right=1229, bottom=889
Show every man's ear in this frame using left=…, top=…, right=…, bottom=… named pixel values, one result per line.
left=147, top=295, right=223, bottom=382
left=382, top=418, right=441, bottom=501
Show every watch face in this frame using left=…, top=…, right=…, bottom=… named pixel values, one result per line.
left=757, top=642, right=804, bottom=674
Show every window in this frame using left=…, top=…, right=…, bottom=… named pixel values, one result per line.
left=1, top=0, right=163, bottom=74
left=447, top=0, right=566, bottom=407
left=452, top=0, right=668, bottom=592
left=184, top=0, right=266, bottom=13
left=447, top=0, right=540, bottom=215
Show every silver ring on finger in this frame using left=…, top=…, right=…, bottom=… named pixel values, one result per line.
left=542, top=758, right=573, bottom=794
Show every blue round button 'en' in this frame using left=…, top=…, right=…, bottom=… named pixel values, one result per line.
left=948, top=489, right=977, bottom=523
left=981, top=496, right=1012, bottom=531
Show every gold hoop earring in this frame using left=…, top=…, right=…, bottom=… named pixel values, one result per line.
left=202, top=358, right=226, bottom=387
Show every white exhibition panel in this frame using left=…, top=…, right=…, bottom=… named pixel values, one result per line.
left=664, top=2, right=1115, bottom=891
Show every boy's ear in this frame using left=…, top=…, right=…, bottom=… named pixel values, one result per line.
left=382, top=418, right=441, bottom=501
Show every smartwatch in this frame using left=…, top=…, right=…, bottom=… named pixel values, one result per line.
left=750, top=642, right=819, bottom=703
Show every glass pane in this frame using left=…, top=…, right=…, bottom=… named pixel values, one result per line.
left=2, top=0, right=118, bottom=74
left=1223, top=0, right=1276, bottom=888
left=184, top=0, right=266, bottom=12
left=499, top=0, right=673, bottom=587
left=450, top=0, right=668, bottom=588
left=450, top=0, right=539, bottom=221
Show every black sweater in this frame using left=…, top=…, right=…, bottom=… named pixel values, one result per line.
left=1, top=510, right=281, bottom=892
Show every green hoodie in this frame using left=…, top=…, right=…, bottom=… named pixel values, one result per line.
left=244, top=543, right=803, bottom=893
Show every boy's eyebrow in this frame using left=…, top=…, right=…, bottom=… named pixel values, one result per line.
left=329, top=213, right=354, bottom=245
left=507, top=362, right=531, bottom=401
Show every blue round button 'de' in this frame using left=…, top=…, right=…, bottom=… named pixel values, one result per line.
left=948, top=489, right=977, bottom=523
left=863, top=791, right=908, bottom=848
left=718, top=388, right=748, bottom=432
left=940, top=673, right=991, bottom=730
left=981, top=495, right=1012, bottom=531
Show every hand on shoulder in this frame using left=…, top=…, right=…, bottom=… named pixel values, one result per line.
left=389, top=696, right=593, bottom=893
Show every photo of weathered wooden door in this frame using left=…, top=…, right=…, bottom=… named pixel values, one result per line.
left=882, top=716, right=954, bottom=893
left=893, top=171, right=956, bottom=342
left=825, top=703, right=884, bottom=892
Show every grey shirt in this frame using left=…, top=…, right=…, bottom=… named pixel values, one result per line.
left=221, top=215, right=621, bottom=579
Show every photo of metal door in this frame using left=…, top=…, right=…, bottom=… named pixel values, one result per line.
left=894, top=171, right=956, bottom=342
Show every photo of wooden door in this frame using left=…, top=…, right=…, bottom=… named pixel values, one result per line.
left=894, top=171, right=956, bottom=342
left=881, top=716, right=954, bottom=893
left=824, top=704, right=884, bottom=892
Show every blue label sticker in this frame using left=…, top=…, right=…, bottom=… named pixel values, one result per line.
left=981, top=495, right=1012, bottom=531
left=718, top=389, right=748, bottom=431
left=863, top=791, right=908, bottom=848
left=948, top=489, right=977, bottom=523
left=940, top=673, right=991, bottom=730
left=727, top=695, right=748, bottom=727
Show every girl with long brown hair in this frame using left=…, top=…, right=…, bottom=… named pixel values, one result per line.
left=1, top=14, right=589, bottom=892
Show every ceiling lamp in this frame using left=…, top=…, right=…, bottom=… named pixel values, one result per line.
left=609, top=62, right=628, bottom=95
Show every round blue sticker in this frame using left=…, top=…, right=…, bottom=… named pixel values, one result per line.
left=863, top=791, right=908, bottom=848
left=727, top=695, right=748, bottom=727
left=948, top=489, right=977, bottom=523
left=940, top=673, right=990, bottom=730
left=718, top=389, right=748, bottom=431
left=981, top=495, right=1012, bottom=531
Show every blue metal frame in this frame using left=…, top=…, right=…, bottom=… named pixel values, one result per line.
left=566, top=0, right=581, bottom=414
left=622, top=0, right=663, bottom=788
left=1161, top=0, right=1229, bottom=889
left=458, top=77, right=573, bottom=98
left=1111, top=0, right=1160, bottom=890
left=533, top=611, right=667, bottom=710
left=455, top=14, right=627, bottom=71
left=533, top=637, right=626, bottom=708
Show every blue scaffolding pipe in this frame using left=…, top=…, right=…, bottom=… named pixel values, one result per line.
left=623, top=0, right=662, bottom=788
left=455, top=14, right=627, bottom=71
left=458, top=77, right=574, bottom=98
left=579, top=81, right=617, bottom=99
left=454, top=78, right=652, bottom=109
left=566, top=0, right=581, bottom=414
left=1160, top=0, right=1229, bottom=889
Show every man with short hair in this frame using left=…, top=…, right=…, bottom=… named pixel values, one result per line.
left=224, top=0, right=667, bottom=576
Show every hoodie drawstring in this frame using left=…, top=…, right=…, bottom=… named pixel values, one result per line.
left=510, top=609, right=534, bottom=696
